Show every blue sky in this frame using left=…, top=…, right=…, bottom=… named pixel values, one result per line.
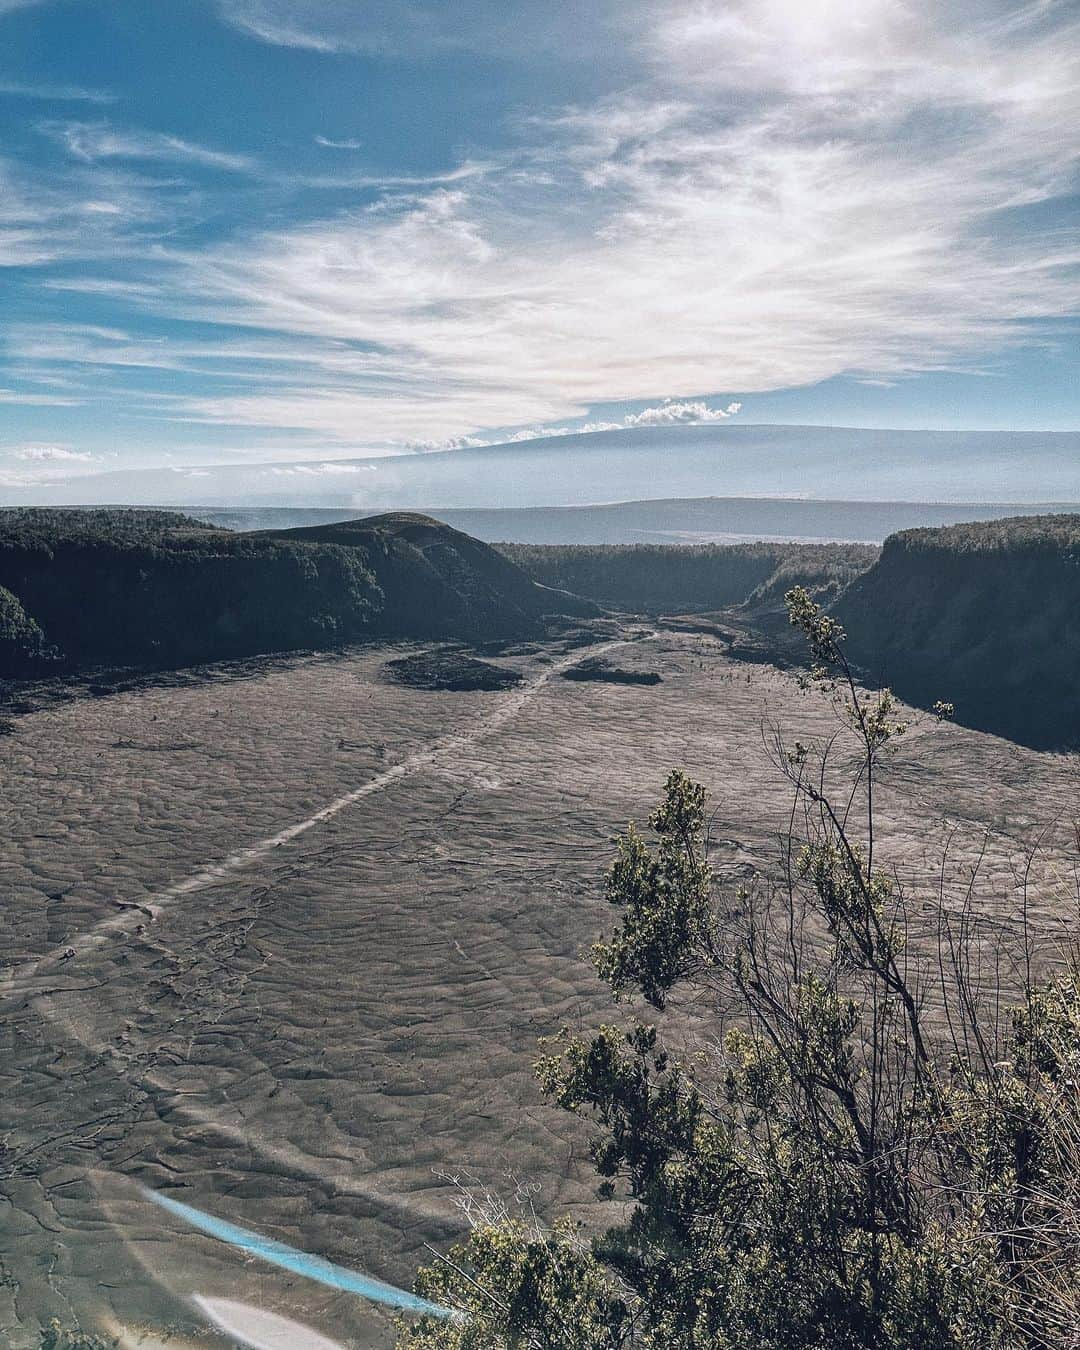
left=1, top=0, right=1078, bottom=488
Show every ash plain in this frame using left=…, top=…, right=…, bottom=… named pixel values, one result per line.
left=2, top=623, right=1077, bottom=1347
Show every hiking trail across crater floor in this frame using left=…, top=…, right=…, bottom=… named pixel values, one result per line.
left=3, top=632, right=646, bottom=1011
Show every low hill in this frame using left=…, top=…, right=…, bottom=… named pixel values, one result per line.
left=834, top=514, right=1080, bottom=749
left=499, top=541, right=877, bottom=615
left=259, top=512, right=587, bottom=639
left=0, top=509, right=592, bottom=679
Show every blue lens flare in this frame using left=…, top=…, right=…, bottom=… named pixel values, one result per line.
left=145, top=1189, right=455, bottom=1319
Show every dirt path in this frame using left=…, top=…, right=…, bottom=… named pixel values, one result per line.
left=2, top=632, right=643, bottom=1013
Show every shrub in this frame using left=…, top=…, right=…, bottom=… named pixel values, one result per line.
left=39, top=1320, right=115, bottom=1350
left=399, top=589, right=1080, bottom=1349
left=0, top=583, right=50, bottom=673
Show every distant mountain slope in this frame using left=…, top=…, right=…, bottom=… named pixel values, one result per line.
left=195, top=497, right=1080, bottom=545
left=5, top=424, right=1080, bottom=509
left=0, top=509, right=593, bottom=678
left=835, top=515, right=1080, bottom=749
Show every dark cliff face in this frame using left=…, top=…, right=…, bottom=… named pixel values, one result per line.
left=0, top=509, right=596, bottom=678
left=834, top=516, right=1080, bottom=750
left=261, top=512, right=595, bottom=639
left=0, top=527, right=380, bottom=672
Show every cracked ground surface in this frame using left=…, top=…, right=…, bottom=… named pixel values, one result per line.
left=2, top=627, right=1078, bottom=1347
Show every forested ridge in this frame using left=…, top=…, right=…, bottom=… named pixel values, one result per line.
left=498, top=541, right=877, bottom=614
left=0, top=509, right=591, bottom=677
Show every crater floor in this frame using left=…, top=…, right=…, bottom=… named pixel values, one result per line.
left=2, top=627, right=1076, bottom=1347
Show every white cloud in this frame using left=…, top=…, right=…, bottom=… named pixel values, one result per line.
left=624, top=400, right=742, bottom=427
left=314, top=135, right=363, bottom=150
left=409, top=433, right=491, bottom=452
left=407, top=407, right=736, bottom=451
left=14, top=444, right=99, bottom=462
left=267, top=461, right=377, bottom=475
left=219, top=0, right=346, bottom=51
left=294, top=159, right=492, bottom=191
left=0, top=148, right=206, bottom=271
left=495, top=420, right=623, bottom=441
left=4, top=1, right=1079, bottom=456
left=0, top=78, right=116, bottom=103
left=217, top=0, right=622, bottom=57
left=148, top=0, right=1080, bottom=444
left=0, top=442, right=102, bottom=486
left=44, top=121, right=254, bottom=172
left=409, top=425, right=616, bottom=452
left=0, top=387, right=83, bottom=405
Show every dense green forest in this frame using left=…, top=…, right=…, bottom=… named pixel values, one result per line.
left=497, top=541, right=878, bottom=614
left=0, top=508, right=379, bottom=673
left=882, top=514, right=1080, bottom=554
left=502, top=522, right=1080, bottom=748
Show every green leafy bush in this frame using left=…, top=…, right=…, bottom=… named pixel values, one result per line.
left=0, top=583, right=49, bottom=674
left=400, top=590, right=1080, bottom=1348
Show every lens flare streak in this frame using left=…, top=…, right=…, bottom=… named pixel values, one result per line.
left=145, top=1189, right=454, bottom=1320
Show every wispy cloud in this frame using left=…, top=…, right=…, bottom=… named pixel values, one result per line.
left=268, top=460, right=377, bottom=475
left=14, top=444, right=98, bottom=462
left=217, top=0, right=622, bottom=57
left=410, top=404, right=741, bottom=451
left=295, top=159, right=492, bottom=191
left=409, top=433, right=492, bottom=452
left=219, top=0, right=347, bottom=52
left=43, top=121, right=254, bottom=172
left=0, top=387, right=83, bottom=405
left=3, top=1, right=1079, bottom=455
left=153, top=0, right=1079, bottom=443
left=0, top=441, right=101, bottom=488
left=0, top=78, right=117, bottom=103
left=0, top=148, right=204, bottom=271
left=315, top=135, right=363, bottom=150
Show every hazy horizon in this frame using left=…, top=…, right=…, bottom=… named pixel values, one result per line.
left=4, top=422, right=1079, bottom=512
